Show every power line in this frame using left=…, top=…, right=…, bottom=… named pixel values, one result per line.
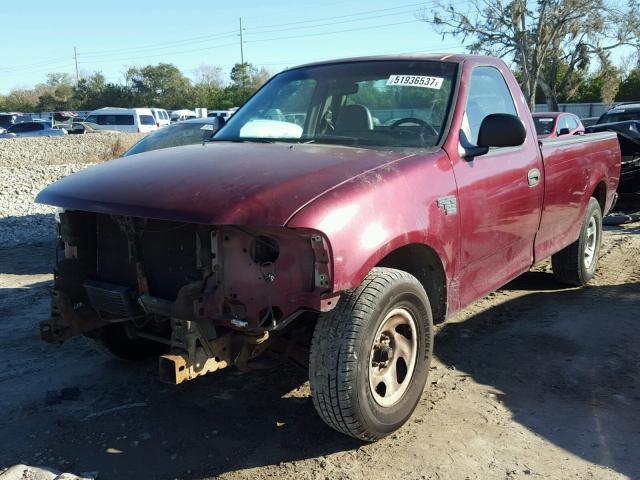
left=1, top=62, right=77, bottom=78
left=244, top=8, right=424, bottom=36
left=245, top=20, right=419, bottom=43
left=246, top=1, right=431, bottom=32
left=78, top=31, right=238, bottom=60
left=2, top=1, right=448, bottom=84
left=77, top=41, right=239, bottom=66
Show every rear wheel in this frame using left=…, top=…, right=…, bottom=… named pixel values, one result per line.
left=309, top=267, right=433, bottom=441
left=552, top=197, right=603, bottom=285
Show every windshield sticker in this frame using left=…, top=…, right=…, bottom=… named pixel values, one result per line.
left=387, top=75, right=444, bottom=89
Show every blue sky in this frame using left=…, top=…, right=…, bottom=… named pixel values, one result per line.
left=0, top=0, right=468, bottom=93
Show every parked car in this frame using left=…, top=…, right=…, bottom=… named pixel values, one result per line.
left=67, top=122, right=120, bottom=135
left=0, top=120, right=67, bottom=138
left=169, top=109, right=197, bottom=123
left=122, top=117, right=225, bottom=156
left=597, top=102, right=640, bottom=124
left=532, top=112, right=585, bottom=138
left=207, top=109, right=233, bottom=120
left=587, top=104, right=640, bottom=193
left=83, top=107, right=158, bottom=133
left=150, top=108, right=171, bottom=128
left=37, top=54, right=622, bottom=441
left=0, top=112, right=31, bottom=129
left=581, top=116, right=600, bottom=128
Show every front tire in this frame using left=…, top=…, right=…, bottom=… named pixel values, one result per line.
left=309, top=267, right=433, bottom=441
left=552, top=197, right=603, bottom=286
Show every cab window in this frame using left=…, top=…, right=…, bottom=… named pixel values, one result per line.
left=556, top=116, right=571, bottom=135
left=464, top=67, right=517, bottom=144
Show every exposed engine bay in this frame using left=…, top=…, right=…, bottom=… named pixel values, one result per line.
left=43, top=211, right=333, bottom=383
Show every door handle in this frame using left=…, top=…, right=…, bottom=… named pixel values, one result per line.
left=527, top=168, right=541, bottom=186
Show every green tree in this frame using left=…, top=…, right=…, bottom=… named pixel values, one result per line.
left=73, top=72, right=107, bottom=109
left=225, top=63, right=272, bottom=108
left=616, top=69, right=640, bottom=101
left=30, top=72, right=75, bottom=110
left=1, top=88, right=39, bottom=111
left=127, top=63, right=193, bottom=109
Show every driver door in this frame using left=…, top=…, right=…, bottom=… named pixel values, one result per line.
left=451, top=66, right=544, bottom=308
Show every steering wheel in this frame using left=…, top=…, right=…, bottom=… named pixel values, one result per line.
left=390, top=117, right=437, bottom=136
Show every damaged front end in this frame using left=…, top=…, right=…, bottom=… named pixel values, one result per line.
left=43, top=211, right=333, bottom=383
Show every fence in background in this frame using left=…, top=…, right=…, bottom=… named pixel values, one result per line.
left=534, top=102, right=640, bottom=118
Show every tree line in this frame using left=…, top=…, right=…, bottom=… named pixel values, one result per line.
left=2, top=9, right=640, bottom=117
left=0, top=62, right=271, bottom=113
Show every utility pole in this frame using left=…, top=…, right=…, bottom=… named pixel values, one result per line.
left=239, top=17, right=244, bottom=65
left=73, top=46, right=79, bottom=84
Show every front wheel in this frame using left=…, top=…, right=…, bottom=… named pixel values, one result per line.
left=552, top=197, right=603, bottom=285
left=309, top=267, right=433, bottom=441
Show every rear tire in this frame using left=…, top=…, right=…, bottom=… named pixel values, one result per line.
left=309, top=267, right=433, bottom=441
left=552, top=197, right=603, bottom=286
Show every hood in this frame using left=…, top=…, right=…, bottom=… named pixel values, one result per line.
left=36, top=142, right=416, bottom=226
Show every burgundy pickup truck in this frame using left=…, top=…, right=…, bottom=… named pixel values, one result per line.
left=37, top=54, right=621, bottom=441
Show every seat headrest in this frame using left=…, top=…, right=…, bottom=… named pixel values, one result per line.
left=335, top=104, right=373, bottom=132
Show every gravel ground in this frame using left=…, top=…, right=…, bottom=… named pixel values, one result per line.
left=0, top=134, right=142, bottom=246
left=0, top=225, right=638, bottom=480
left=1, top=135, right=639, bottom=479
left=0, top=133, right=142, bottom=167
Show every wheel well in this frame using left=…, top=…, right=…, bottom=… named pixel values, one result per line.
left=376, top=244, right=447, bottom=323
left=592, top=181, right=607, bottom=213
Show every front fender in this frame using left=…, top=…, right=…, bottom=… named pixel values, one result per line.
left=287, top=151, right=460, bottom=297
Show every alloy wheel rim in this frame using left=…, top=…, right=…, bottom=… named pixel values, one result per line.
left=368, top=307, right=418, bottom=407
left=584, top=215, right=598, bottom=269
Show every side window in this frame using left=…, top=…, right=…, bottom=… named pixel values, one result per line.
left=556, top=116, right=570, bottom=134
left=115, top=115, right=135, bottom=125
left=567, top=115, right=579, bottom=130
left=464, top=67, right=517, bottom=144
left=15, top=123, right=42, bottom=132
left=85, top=115, right=98, bottom=124
left=140, top=115, right=156, bottom=126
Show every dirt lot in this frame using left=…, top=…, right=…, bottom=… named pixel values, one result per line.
left=0, top=223, right=638, bottom=480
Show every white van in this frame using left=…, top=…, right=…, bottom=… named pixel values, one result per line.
left=169, top=109, right=197, bottom=123
left=84, top=107, right=158, bottom=133
left=150, top=108, right=170, bottom=128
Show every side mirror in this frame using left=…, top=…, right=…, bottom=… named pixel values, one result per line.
left=477, top=113, right=526, bottom=148
left=459, top=113, right=526, bottom=160
left=558, top=127, right=570, bottom=136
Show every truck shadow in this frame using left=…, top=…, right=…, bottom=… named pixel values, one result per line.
left=436, top=274, right=640, bottom=479
left=1, top=271, right=638, bottom=479
left=0, top=218, right=57, bottom=275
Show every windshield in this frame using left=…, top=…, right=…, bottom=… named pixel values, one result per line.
left=214, top=60, right=457, bottom=148
left=123, top=122, right=212, bottom=156
left=0, top=115, right=15, bottom=128
left=533, top=117, right=555, bottom=135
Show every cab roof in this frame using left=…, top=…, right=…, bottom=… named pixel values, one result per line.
left=292, top=53, right=497, bottom=69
